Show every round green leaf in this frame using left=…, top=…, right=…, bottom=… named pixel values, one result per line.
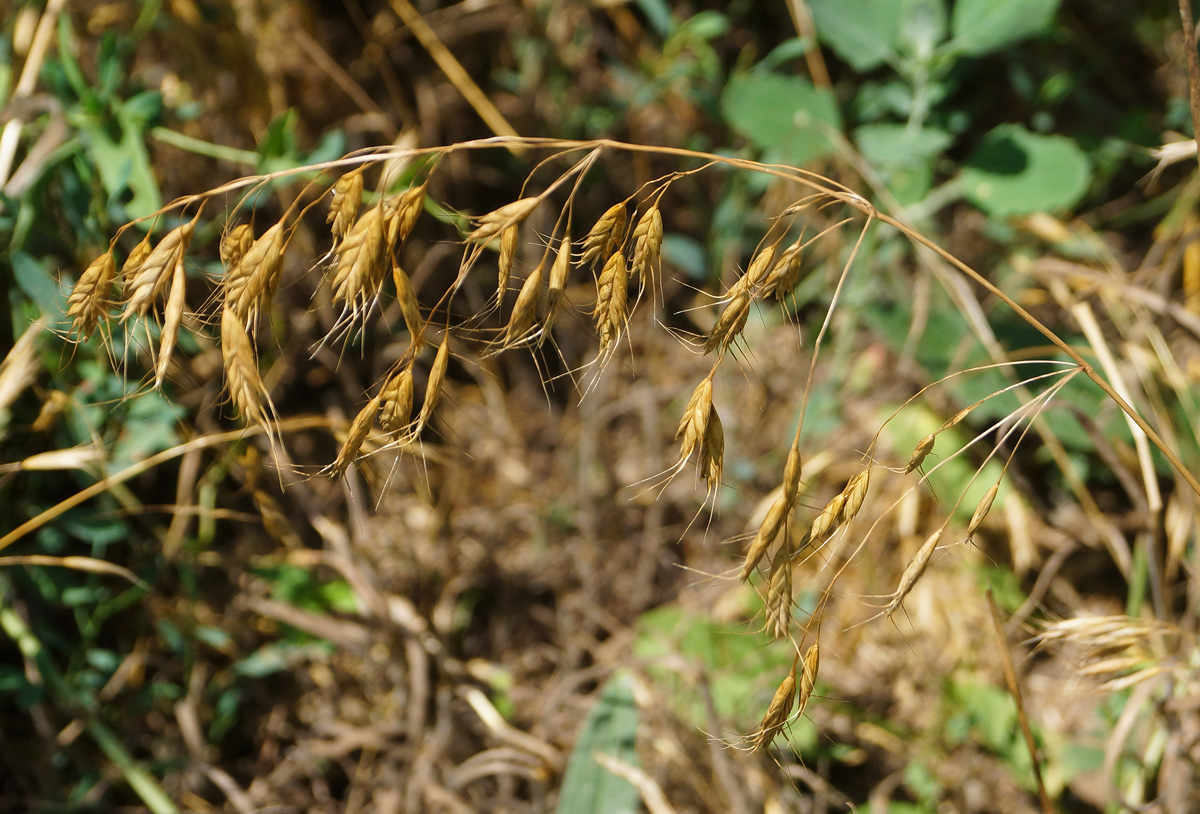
left=959, top=124, right=1090, bottom=216
left=721, top=72, right=841, bottom=167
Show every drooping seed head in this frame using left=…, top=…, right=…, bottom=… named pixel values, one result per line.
left=581, top=202, right=627, bottom=268
left=742, top=493, right=791, bottom=580
left=392, top=265, right=424, bottom=343
left=327, top=167, right=365, bottom=241
left=122, top=220, right=195, bottom=321
left=379, top=366, right=415, bottom=435
left=120, top=233, right=153, bottom=282
left=749, top=656, right=798, bottom=751
left=418, top=338, right=451, bottom=429
left=886, top=528, right=943, bottom=618
left=331, top=395, right=381, bottom=476
left=497, top=223, right=519, bottom=297
left=704, top=289, right=751, bottom=355
left=839, top=469, right=870, bottom=522
left=745, top=243, right=777, bottom=288
left=762, top=239, right=803, bottom=300
left=700, top=406, right=724, bottom=485
left=593, top=252, right=628, bottom=354
left=67, top=250, right=117, bottom=338
left=220, top=224, right=255, bottom=272
left=504, top=259, right=544, bottom=346
left=675, top=377, right=713, bottom=458
left=468, top=197, right=539, bottom=243
left=220, top=306, right=269, bottom=428
left=967, top=483, right=1000, bottom=539
left=765, top=547, right=793, bottom=638
left=630, top=206, right=663, bottom=278
left=225, top=222, right=285, bottom=329
left=331, top=204, right=388, bottom=316
left=809, top=492, right=845, bottom=544
left=384, top=182, right=427, bottom=249
left=782, top=443, right=803, bottom=504
left=906, top=433, right=935, bottom=474
left=154, top=259, right=187, bottom=389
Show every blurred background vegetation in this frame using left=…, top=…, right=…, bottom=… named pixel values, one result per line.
left=2, top=0, right=1199, bottom=811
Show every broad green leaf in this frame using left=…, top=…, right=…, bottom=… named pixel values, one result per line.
left=898, top=0, right=948, bottom=58
left=959, top=124, right=1089, bottom=216
left=855, top=123, right=952, bottom=166
left=11, top=250, right=67, bottom=317
left=948, top=0, right=1060, bottom=56
left=807, top=0, right=902, bottom=71
left=556, top=673, right=640, bottom=814
left=721, top=73, right=841, bottom=166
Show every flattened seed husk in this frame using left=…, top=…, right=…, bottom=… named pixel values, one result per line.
left=121, top=233, right=153, bottom=281
left=220, top=224, right=255, bottom=271
left=581, top=202, right=626, bottom=268
left=593, top=252, right=628, bottom=353
left=504, top=260, right=543, bottom=345
left=379, top=367, right=415, bottom=434
left=220, top=306, right=269, bottom=427
left=468, top=197, right=539, bottom=243
left=745, top=243, right=777, bottom=288
left=384, top=183, right=426, bottom=249
left=675, top=377, right=713, bottom=462
left=546, top=236, right=571, bottom=313
left=154, top=259, right=187, bottom=389
left=123, top=220, right=195, bottom=321
left=225, top=222, right=285, bottom=327
left=327, top=167, right=365, bottom=241
left=332, top=204, right=387, bottom=311
left=742, top=494, right=790, bottom=580
left=630, top=207, right=663, bottom=277
left=809, top=492, right=845, bottom=544
left=782, top=443, right=803, bottom=503
left=887, top=529, right=943, bottom=617
left=332, top=395, right=381, bottom=475
left=704, top=289, right=751, bottom=354
left=797, top=642, right=819, bottom=713
left=497, top=223, right=519, bottom=297
left=763, top=240, right=803, bottom=300
left=67, top=251, right=116, bottom=338
left=765, top=547, right=792, bottom=638
left=906, top=433, right=935, bottom=474
left=968, top=483, right=1000, bottom=538
left=392, top=265, right=424, bottom=342
left=418, top=339, right=451, bottom=428
left=750, top=656, right=798, bottom=750
left=840, top=469, right=870, bottom=522
left=700, top=407, right=724, bottom=484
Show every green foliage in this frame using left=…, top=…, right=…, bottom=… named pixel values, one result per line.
left=556, top=673, right=641, bottom=814
left=721, top=72, right=841, bottom=166
left=960, top=124, right=1090, bottom=216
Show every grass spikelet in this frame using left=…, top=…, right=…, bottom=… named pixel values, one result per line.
left=327, top=166, right=365, bottom=242
left=154, top=258, right=186, bottom=389
left=220, top=224, right=255, bottom=271
left=503, top=259, right=544, bottom=346
left=379, top=366, right=415, bottom=435
left=497, top=223, right=519, bottom=298
left=225, top=222, right=285, bottom=329
left=700, top=406, right=724, bottom=485
left=122, top=220, right=195, bottom=321
left=219, top=306, right=270, bottom=428
left=331, top=395, right=381, bottom=476
left=839, top=469, right=870, bottom=523
left=783, top=442, right=803, bottom=502
left=418, top=338, right=451, bottom=431
left=765, top=546, right=792, bottom=638
left=581, top=202, right=626, bottom=268
left=630, top=206, right=663, bottom=278
left=121, top=232, right=153, bottom=281
left=67, top=250, right=116, bottom=338
left=886, top=528, right=943, bottom=618
left=704, top=289, right=751, bottom=355
left=749, top=656, right=798, bottom=751
left=762, top=238, right=803, bottom=300
left=967, top=482, right=1000, bottom=539
left=809, top=492, right=846, bottom=545
left=675, top=376, right=713, bottom=463
left=906, top=433, right=935, bottom=474
left=384, top=182, right=427, bottom=249
left=392, top=265, right=424, bottom=343
left=331, top=203, right=387, bottom=318
left=467, top=197, right=539, bottom=244
left=545, top=236, right=571, bottom=316
left=593, top=252, right=628, bottom=355
left=797, top=641, right=819, bottom=714
left=745, top=243, right=777, bottom=288
left=742, top=493, right=790, bottom=580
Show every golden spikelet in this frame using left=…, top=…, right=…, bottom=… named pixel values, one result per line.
left=225, top=222, right=285, bottom=329
left=906, top=433, right=935, bottom=474
left=327, top=167, right=365, bottom=242
left=581, top=202, right=626, bottom=268
left=384, top=182, right=427, bottom=250
left=593, top=252, right=628, bottom=354
left=797, top=642, right=819, bottom=714
left=886, top=528, right=943, bottom=618
left=418, top=338, right=451, bottom=430
left=765, top=547, right=792, bottom=638
left=675, top=377, right=713, bottom=462
left=121, top=233, right=153, bottom=281
left=122, top=220, right=195, bottom=321
left=783, top=443, right=804, bottom=503
left=467, top=197, right=539, bottom=243
left=67, top=250, right=116, bottom=338
left=700, top=406, right=724, bottom=485
left=704, top=289, right=751, bottom=354
left=379, top=366, right=415, bottom=435
left=809, top=491, right=845, bottom=545
left=630, top=206, right=663, bottom=278
left=749, top=656, right=798, bottom=751
left=331, top=395, right=381, bottom=476
left=742, top=493, right=790, bottom=580
left=331, top=203, right=388, bottom=315
left=967, top=482, right=1000, bottom=539
left=497, top=223, right=519, bottom=298
left=503, top=259, right=544, bottom=346
left=762, top=239, right=803, bottom=300
left=745, top=243, right=777, bottom=288
left=220, top=306, right=269, bottom=428
left=220, top=224, right=255, bottom=272
left=154, top=258, right=187, bottom=389
left=546, top=236, right=571, bottom=314
left=839, top=469, right=870, bottom=523
left=392, top=265, right=424, bottom=343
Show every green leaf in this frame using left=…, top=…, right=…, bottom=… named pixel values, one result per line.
left=807, top=0, right=901, bottom=71
left=897, top=0, right=948, bottom=58
left=948, top=0, right=1060, bottom=56
left=855, top=123, right=952, bottom=166
left=959, top=124, right=1089, bottom=216
left=721, top=72, right=841, bottom=166
left=11, top=250, right=67, bottom=317
left=556, top=673, right=641, bottom=814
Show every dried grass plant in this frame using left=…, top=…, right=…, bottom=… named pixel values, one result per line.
left=49, top=136, right=1200, bottom=756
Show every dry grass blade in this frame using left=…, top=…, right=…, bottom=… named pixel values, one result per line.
left=122, top=220, right=195, bottom=321
left=379, top=365, right=415, bottom=435
left=67, top=250, right=116, bottom=338
left=154, top=258, right=187, bottom=389
left=593, top=252, right=628, bottom=355
left=630, top=206, right=663, bottom=278
left=327, top=166, right=365, bottom=242
left=225, top=222, right=285, bottom=329
left=219, top=306, right=271, bottom=429
left=220, top=223, right=254, bottom=271
left=392, top=264, right=424, bottom=342
left=331, top=203, right=387, bottom=318
left=703, top=289, right=751, bottom=355
left=581, top=202, right=626, bottom=268
left=418, top=338, right=451, bottom=431
left=886, top=528, right=944, bottom=618
left=330, top=395, right=380, bottom=476
left=503, top=259, right=543, bottom=346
